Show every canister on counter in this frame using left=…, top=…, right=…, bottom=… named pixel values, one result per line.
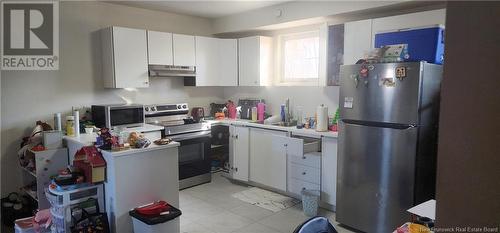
left=66, top=116, right=75, bottom=136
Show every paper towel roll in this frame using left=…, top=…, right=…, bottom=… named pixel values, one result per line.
left=73, top=110, right=80, bottom=137
left=316, top=105, right=328, bottom=132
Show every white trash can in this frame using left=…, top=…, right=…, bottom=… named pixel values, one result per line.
left=129, top=203, right=181, bottom=233
left=301, top=189, right=320, bottom=217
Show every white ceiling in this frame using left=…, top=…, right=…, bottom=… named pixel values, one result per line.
left=111, top=1, right=288, bottom=19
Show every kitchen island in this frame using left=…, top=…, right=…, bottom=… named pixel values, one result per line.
left=65, top=135, right=180, bottom=233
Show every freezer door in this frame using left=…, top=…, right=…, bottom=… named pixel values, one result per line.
left=336, top=122, right=417, bottom=233
left=339, top=62, right=423, bottom=125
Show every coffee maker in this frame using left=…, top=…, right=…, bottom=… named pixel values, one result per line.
left=190, top=107, right=205, bottom=122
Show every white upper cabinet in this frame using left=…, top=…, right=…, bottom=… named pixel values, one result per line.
left=371, top=9, right=446, bottom=40
left=147, top=30, right=173, bottom=65
left=344, top=19, right=373, bottom=65
left=172, top=34, right=196, bottom=66
left=101, top=26, right=149, bottom=88
left=343, top=9, right=446, bottom=65
left=218, top=39, right=238, bottom=86
left=195, top=36, right=218, bottom=86
left=238, top=36, right=273, bottom=86
left=195, top=36, right=238, bottom=86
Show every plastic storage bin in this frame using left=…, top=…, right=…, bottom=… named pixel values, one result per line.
left=45, top=184, right=104, bottom=232
left=129, top=203, right=182, bottom=233
left=301, top=189, right=320, bottom=217
left=14, top=216, right=50, bottom=233
left=374, top=26, right=445, bottom=64
left=14, top=217, right=35, bottom=233
left=50, top=209, right=66, bottom=233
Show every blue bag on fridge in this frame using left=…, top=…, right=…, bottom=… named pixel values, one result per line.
left=374, top=25, right=445, bottom=64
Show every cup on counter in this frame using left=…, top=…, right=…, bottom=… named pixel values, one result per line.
left=85, top=127, right=94, bottom=134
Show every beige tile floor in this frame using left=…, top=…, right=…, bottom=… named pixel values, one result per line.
left=180, top=172, right=356, bottom=233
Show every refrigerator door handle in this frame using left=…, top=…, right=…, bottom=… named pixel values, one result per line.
left=342, top=119, right=418, bottom=130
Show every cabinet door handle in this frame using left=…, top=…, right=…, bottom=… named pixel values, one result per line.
left=235, top=135, right=238, bottom=139
left=284, top=144, right=288, bottom=147
left=302, top=187, right=306, bottom=191
left=302, top=156, right=306, bottom=159
left=235, top=167, right=238, bottom=172
left=302, top=172, right=306, bottom=175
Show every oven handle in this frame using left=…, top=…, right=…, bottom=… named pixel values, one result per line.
left=168, top=131, right=211, bottom=141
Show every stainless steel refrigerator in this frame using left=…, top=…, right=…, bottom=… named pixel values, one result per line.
left=337, top=62, right=442, bottom=233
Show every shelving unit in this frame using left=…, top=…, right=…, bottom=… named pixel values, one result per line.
left=21, top=166, right=37, bottom=178
left=19, top=148, right=69, bottom=209
left=21, top=186, right=38, bottom=201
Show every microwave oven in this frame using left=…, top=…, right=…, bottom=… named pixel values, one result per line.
left=91, top=104, right=145, bottom=129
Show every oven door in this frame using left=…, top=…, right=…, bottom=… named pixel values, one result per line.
left=170, top=131, right=212, bottom=181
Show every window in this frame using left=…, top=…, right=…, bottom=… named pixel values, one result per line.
left=280, top=31, right=320, bottom=84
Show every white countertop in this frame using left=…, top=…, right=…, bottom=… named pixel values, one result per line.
left=206, top=119, right=338, bottom=138
left=64, top=132, right=179, bottom=157
left=101, top=142, right=180, bottom=157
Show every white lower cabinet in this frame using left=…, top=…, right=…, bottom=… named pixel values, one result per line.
left=321, top=137, right=338, bottom=206
left=249, top=128, right=288, bottom=191
left=290, top=163, right=321, bottom=184
left=229, top=125, right=250, bottom=182
left=284, top=135, right=322, bottom=196
left=229, top=125, right=338, bottom=208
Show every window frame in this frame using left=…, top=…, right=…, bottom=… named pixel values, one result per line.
left=278, top=30, right=321, bottom=86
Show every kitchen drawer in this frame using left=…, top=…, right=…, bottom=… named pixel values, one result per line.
left=289, top=164, right=320, bottom=184
left=303, top=138, right=321, bottom=153
left=288, top=178, right=320, bottom=196
left=289, top=152, right=321, bottom=168
left=286, top=136, right=321, bottom=158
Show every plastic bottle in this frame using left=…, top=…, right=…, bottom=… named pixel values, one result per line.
left=280, top=104, right=286, bottom=122
left=66, top=116, right=75, bottom=136
left=251, top=107, right=258, bottom=122
left=333, top=108, right=340, bottom=125
left=295, top=106, right=303, bottom=125
left=257, top=102, right=265, bottom=121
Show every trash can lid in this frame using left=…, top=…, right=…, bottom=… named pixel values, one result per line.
left=129, top=204, right=182, bottom=225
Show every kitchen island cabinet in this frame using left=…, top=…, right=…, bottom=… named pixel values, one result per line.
left=65, top=136, right=180, bottom=233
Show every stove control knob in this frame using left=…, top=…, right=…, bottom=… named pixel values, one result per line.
left=145, top=107, right=150, bottom=111
left=182, top=105, right=187, bottom=109
left=151, top=106, right=156, bottom=111
left=177, top=105, right=181, bottom=109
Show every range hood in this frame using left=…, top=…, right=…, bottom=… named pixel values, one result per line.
left=148, top=65, right=197, bottom=86
left=148, top=65, right=196, bottom=77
